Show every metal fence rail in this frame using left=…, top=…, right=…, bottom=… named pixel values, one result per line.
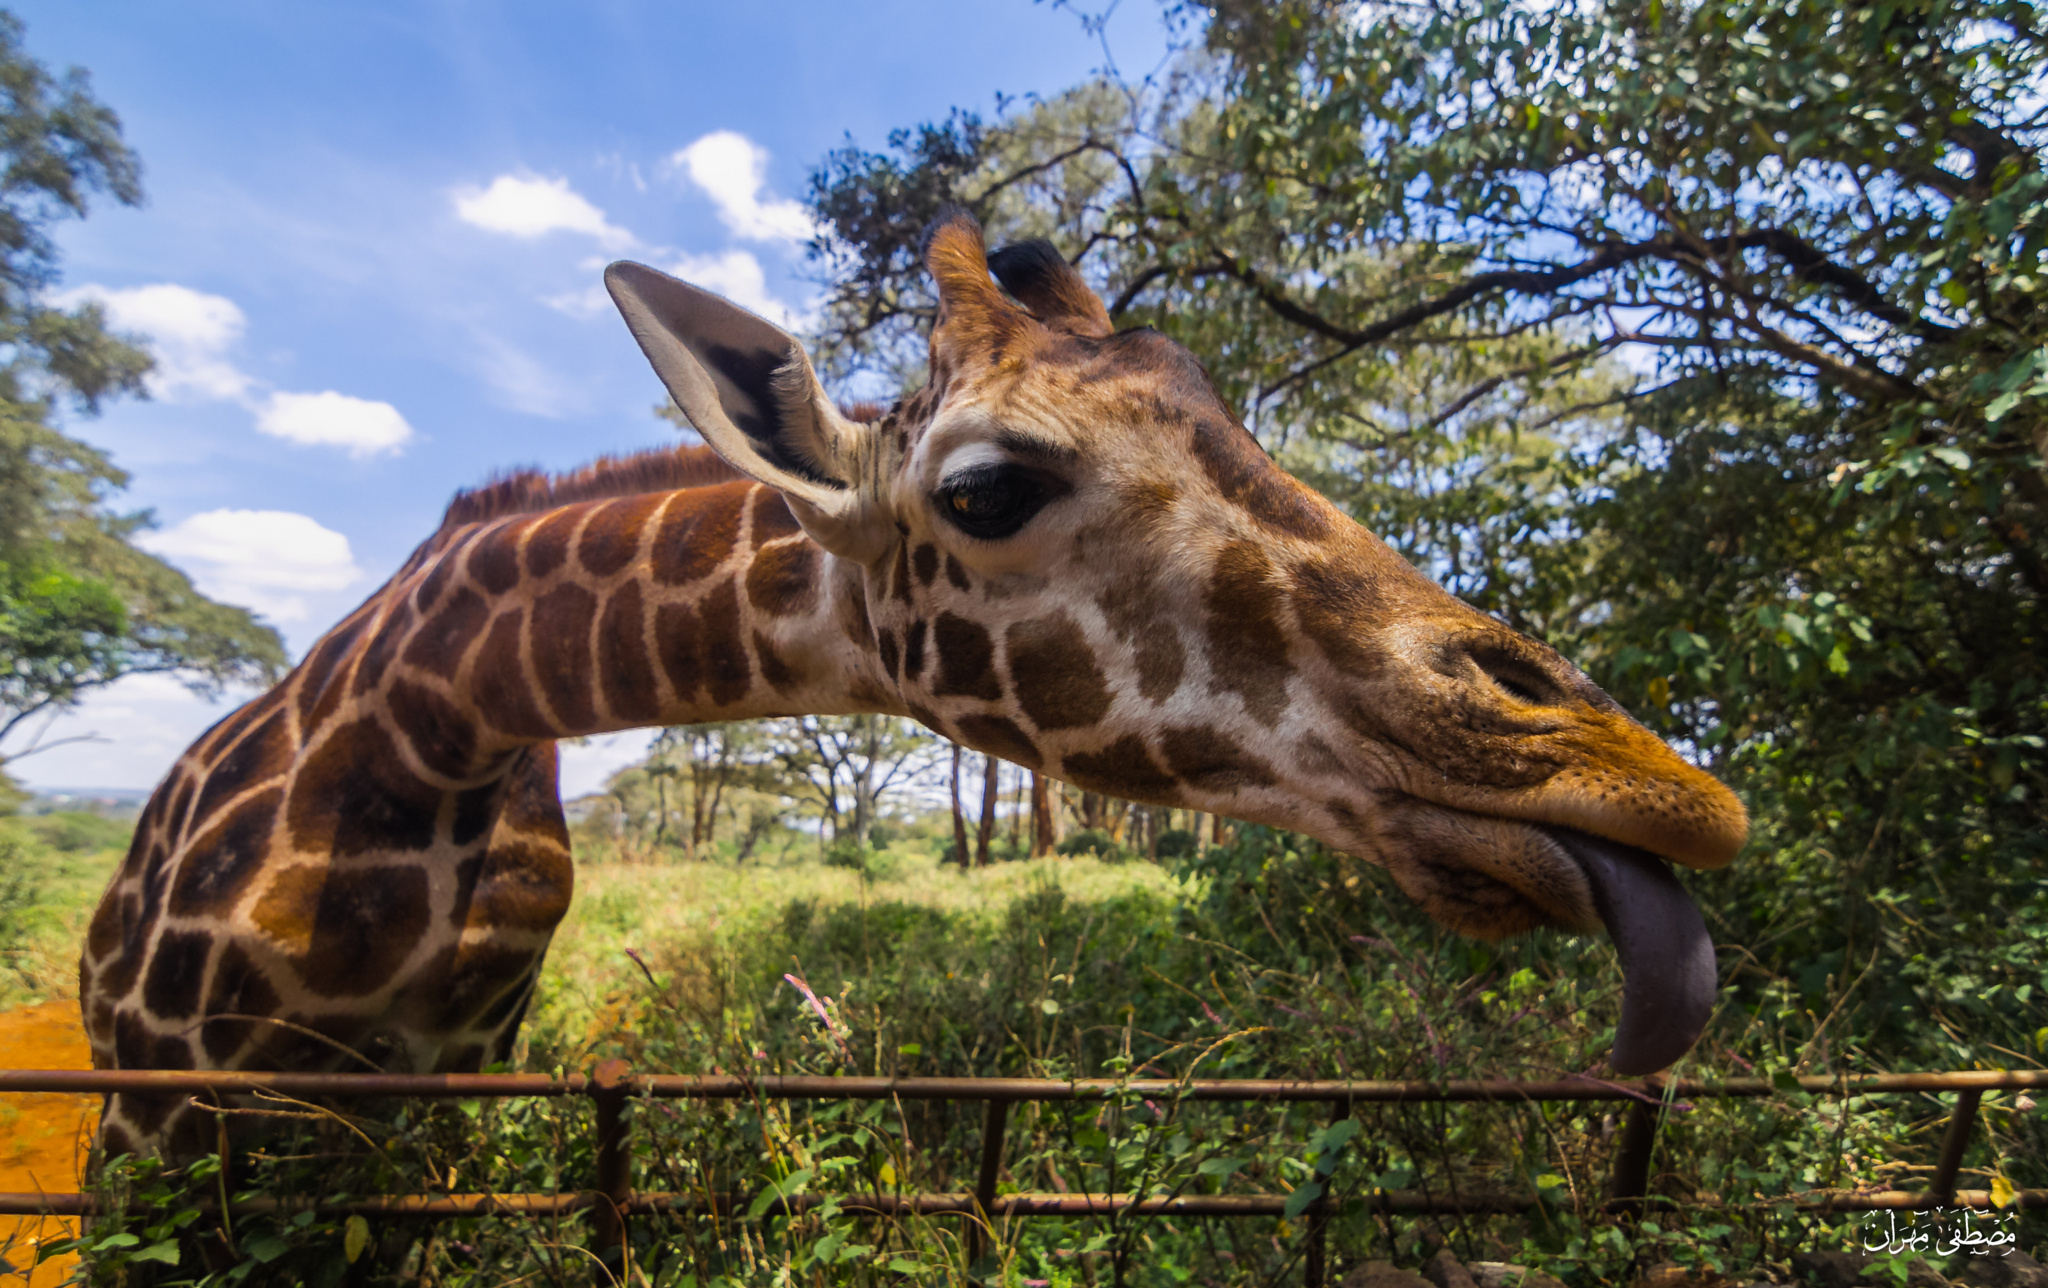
left=4, top=1066, right=2044, bottom=1287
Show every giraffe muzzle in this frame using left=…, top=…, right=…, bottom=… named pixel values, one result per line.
left=1546, top=828, right=1717, bottom=1076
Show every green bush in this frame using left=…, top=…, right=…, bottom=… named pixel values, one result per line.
left=1153, top=827, right=1198, bottom=859
left=1055, top=827, right=1117, bottom=858
left=25, top=810, right=130, bottom=854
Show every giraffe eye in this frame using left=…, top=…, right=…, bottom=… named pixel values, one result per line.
left=934, top=465, right=1066, bottom=540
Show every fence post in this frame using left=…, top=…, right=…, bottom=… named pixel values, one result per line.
left=592, top=1059, right=634, bottom=1284
left=1929, top=1088, right=1981, bottom=1207
left=1304, top=1099, right=1349, bottom=1288
left=1607, top=1099, right=1660, bottom=1216
left=966, top=1099, right=1009, bottom=1275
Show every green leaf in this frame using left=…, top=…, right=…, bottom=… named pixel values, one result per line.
left=1197, top=1156, right=1249, bottom=1178
left=130, top=1241, right=182, bottom=1267
left=244, top=1234, right=291, bottom=1264
left=344, top=1214, right=370, bottom=1264
left=1283, top=1179, right=1325, bottom=1219
left=745, top=1167, right=815, bottom=1220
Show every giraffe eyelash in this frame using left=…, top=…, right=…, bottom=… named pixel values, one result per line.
left=932, top=463, right=1070, bottom=541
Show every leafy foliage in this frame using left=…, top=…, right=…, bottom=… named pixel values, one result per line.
left=806, top=0, right=2048, bottom=1090
left=0, top=12, right=283, bottom=782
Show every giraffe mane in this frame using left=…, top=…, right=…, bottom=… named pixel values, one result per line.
left=440, top=402, right=892, bottom=532
left=438, top=445, right=745, bottom=529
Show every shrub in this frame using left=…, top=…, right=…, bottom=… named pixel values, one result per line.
left=1055, top=827, right=1117, bottom=858
left=1153, top=827, right=1198, bottom=859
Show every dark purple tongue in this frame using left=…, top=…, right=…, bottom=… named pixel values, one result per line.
left=1550, top=829, right=1717, bottom=1075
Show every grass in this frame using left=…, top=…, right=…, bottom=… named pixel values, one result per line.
left=7, top=816, right=2041, bottom=1285
left=529, top=848, right=1186, bottom=1067
left=0, top=813, right=126, bottom=1009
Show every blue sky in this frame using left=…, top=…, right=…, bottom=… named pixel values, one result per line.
left=7, top=0, right=1170, bottom=796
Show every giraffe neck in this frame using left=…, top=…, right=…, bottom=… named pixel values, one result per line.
left=78, top=475, right=889, bottom=1153
left=322, top=477, right=890, bottom=782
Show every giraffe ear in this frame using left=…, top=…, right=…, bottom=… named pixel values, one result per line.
left=987, top=239, right=1112, bottom=337
left=922, top=205, right=1032, bottom=361
left=604, top=261, right=885, bottom=560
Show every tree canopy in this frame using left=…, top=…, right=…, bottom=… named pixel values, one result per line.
left=0, top=11, right=284, bottom=785
left=805, top=0, right=2048, bottom=1068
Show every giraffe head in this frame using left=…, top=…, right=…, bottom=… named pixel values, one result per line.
left=606, top=208, right=1747, bottom=1073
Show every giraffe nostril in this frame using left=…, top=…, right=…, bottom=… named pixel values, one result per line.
left=1466, top=644, right=1567, bottom=709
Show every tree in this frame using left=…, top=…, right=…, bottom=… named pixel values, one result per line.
left=0, top=12, right=284, bottom=786
left=766, top=714, right=942, bottom=847
left=806, top=0, right=2047, bottom=1064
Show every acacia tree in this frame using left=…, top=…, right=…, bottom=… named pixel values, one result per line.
left=807, top=0, right=2047, bottom=1064
left=767, top=714, right=943, bottom=847
left=0, top=13, right=284, bottom=787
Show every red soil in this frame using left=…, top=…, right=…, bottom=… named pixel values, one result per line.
left=0, top=999, right=95, bottom=1287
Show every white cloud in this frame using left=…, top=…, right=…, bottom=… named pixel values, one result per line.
left=665, top=250, right=807, bottom=328
left=53, top=282, right=420, bottom=460
left=672, top=131, right=819, bottom=243
left=453, top=173, right=635, bottom=249
left=542, top=283, right=611, bottom=319
left=53, top=282, right=254, bottom=402
left=139, top=509, right=363, bottom=623
left=474, top=334, right=582, bottom=417
left=546, top=248, right=807, bottom=328
left=256, top=390, right=414, bottom=457
left=3, top=673, right=261, bottom=792
left=559, top=729, right=660, bottom=799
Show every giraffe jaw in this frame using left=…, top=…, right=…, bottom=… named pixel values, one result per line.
left=1544, top=827, right=1717, bottom=1076
left=1346, top=797, right=1716, bottom=1073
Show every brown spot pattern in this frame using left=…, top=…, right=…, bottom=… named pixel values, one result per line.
left=1187, top=409, right=1330, bottom=539
left=597, top=581, right=662, bottom=724
left=1006, top=613, right=1112, bottom=730
left=386, top=678, right=479, bottom=779
left=472, top=610, right=554, bottom=738
left=167, top=787, right=283, bottom=917
left=187, top=706, right=291, bottom=826
left=577, top=494, right=660, bottom=578
left=1158, top=725, right=1278, bottom=793
left=755, top=629, right=804, bottom=693
left=1205, top=542, right=1293, bottom=725
left=1062, top=735, right=1177, bottom=803
left=467, top=524, right=523, bottom=595
left=201, top=943, right=280, bottom=1063
left=530, top=581, right=599, bottom=731
left=902, top=617, right=928, bottom=682
left=1096, top=572, right=1185, bottom=703
left=523, top=506, right=582, bottom=579
left=651, top=480, right=748, bottom=585
left=953, top=714, right=1041, bottom=769
left=750, top=488, right=805, bottom=541
left=746, top=539, right=820, bottom=616
left=287, top=718, right=442, bottom=856
left=402, top=585, right=490, bottom=682
left=141, top=929, right=213, bottom=1021
left=932, top=612, right=1003, bottom=700
left=252, top=862, right=431, bottom=996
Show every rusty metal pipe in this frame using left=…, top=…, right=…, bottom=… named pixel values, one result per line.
left=6, top=1186, right=2040, bottom=1221
left=7, top=1068, right=2044, bottom=1101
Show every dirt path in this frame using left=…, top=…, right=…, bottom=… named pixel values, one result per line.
left=0, top=999, right=95, bottom=1287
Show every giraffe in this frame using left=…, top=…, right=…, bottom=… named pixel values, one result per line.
left=79, top=207, right=1746, bottom=1156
